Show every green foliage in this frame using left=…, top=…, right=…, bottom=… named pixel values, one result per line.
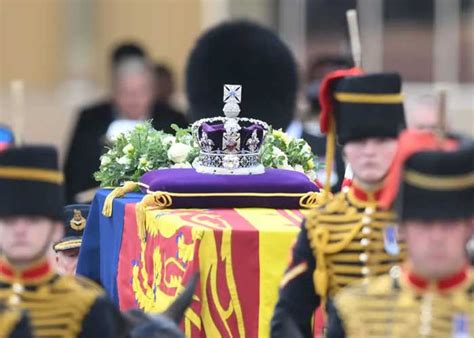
left=95, top=121, right=319, bottom=187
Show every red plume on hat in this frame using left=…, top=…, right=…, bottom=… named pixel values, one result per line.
left=319, top=67, right=363, bottom=134
left=317, top=67, right=362, bottom=197
left=379, top=129, right=458, bottom=210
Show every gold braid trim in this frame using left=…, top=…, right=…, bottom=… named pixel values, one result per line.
left=102, top=181, right=140, bottom=217
left=280, top=262, right=308, bottom=288
left=334, top=92, right=404, bottom=104
left=404, top=170, right=474, bottom=190
left=1, top=307, right=22, bottom=338
left=299, top=191, right=327, bottom=208
left=53, top=239, right=82, bottom=251
left=0, top=166, right=64, bottom=184
left=306, top=192, right=364, bottom=312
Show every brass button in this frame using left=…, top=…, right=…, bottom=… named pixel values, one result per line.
left=361, top=267, right=370, bottom=275
left=362, top=226, right=371, bottom=235
left=389, top=266, right=401, bottom=279
left=8, top=294, right=20, bottom=305
left=360, top=238, right=370, bottom=246
left=359, top=253, right=369, bottom=262
left=365, top=207, right=375, bottom=215
left=362, top=216, right=371, bottom=225
left=12, top=283, right=24, bottom=294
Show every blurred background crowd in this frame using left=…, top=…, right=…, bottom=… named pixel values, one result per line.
left=0, top=0, right=472, bottom=200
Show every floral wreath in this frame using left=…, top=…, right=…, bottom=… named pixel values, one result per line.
left=95, top=121, right=319, bottom=187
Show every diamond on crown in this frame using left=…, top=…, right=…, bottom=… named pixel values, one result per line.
left=191, top=84, right=268, bottom=175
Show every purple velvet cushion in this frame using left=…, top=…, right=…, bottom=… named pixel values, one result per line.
left=140, top=168, right=319, bottom=209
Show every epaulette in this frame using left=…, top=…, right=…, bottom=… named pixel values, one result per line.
left=321, top=190, right=351, bottom=214
left=52, top=275, right=105, bottom=297
left=304, top=191, right=350, bottom=226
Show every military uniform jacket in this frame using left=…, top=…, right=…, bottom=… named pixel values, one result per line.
left=271, top=184, right=406, bottom=337
left=0, top=258, right=125, bottom=338
left=0, top=304, right=33, bottom=338
left=331, top=266, right=474, bottom=338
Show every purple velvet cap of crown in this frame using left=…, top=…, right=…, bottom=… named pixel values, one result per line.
left=200, top=122, right=264, bottom=151
left=140, top=168, right=318, bottom=209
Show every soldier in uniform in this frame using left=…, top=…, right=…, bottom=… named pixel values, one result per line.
left=53, top=205, right=90, bottom=275
left=0, top=146, right=125, bottom=337
left=185, top=20, right=298, bottom=131
left=271, top=69, right=407, bottom=337
left=329, top=130, right=474, bottom=337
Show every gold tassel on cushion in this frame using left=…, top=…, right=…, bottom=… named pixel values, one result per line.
left=135, top=192, right=172, bottom=242
left=135, top=194, right=155, bottom=242
left=102, top=181, right=139, bottom=217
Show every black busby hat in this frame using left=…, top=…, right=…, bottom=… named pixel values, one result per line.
left=317, top=69, right=406, bottom=194
left=380, top=130, right=473, bottom=221
left=0, top=146, right=64, bottom=221
left=185, top=20, right=298, bottom=130
left=320, top=72, right=406, bottom=145
left=397, top=141, right=473, bottom=221
left=53, top=204, right=90, bottom=252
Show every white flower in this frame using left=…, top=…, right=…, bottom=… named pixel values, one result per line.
left=122, top=143, right=134, bottom=155
left=170, top=162, right=193, bottom=169
left=167, top=143, right=192, bottom=163
left=147, top=135, right=157, bottom=142
left=293, top=164, right=305, bottom=173
left=138, top=155, right=148, bottom=165
left=138, top=155, right=151, bottom=170
left=272, top=147, right=286, bottom=158
left=162, top=135, right=175, bottom=146
left=278, top=163, right=293, bottom=170
left=306, top=170, right=317, bottom=181
left=116, top=155, right=132, bottom=166
left=100, top=156, right=111, bottom=166
left=302, top=143, right=312, bottom=154
left=269, top=146, right=288, bottom=169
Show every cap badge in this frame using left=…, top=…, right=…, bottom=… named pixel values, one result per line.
left=70, top=209, right=86, bottom=231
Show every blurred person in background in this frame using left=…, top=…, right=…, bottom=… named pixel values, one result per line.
left=53, top=205, right=90, bottom=275
left=153, top=63, right=187, bottom=127
left=185, top=20, right=298, bottom=131
left=406, top=94, right=446, bottom=132
left=65, top=43, right=187, bottom=203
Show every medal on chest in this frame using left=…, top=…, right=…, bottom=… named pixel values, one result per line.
left=384, top=224, right=400, bottom=256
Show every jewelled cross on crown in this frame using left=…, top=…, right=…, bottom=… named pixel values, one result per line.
left=223, top=85, right=241, bottom=103
left=223, top=85, right=242, bottom=118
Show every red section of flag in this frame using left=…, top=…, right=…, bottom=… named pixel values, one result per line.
left=117, top=206, right=262, bottom=337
